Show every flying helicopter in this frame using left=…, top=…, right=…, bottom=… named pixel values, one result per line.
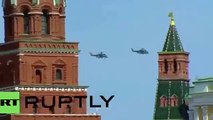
left=89, top=52, right=108, bottom=59
left=131, top=48, right=149, bottom=54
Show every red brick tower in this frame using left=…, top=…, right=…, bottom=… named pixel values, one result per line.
left=0, top=0, right=101, bottom=120
left=153, top=13, right=189, bottom=120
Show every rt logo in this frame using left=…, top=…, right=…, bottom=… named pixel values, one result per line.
left=0, top=92, right=20, bottom=114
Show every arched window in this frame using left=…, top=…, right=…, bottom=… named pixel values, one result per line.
left=36, top=70, right=42, bottom=83
left=164, top=59, right=168, bottom=73
left=173, top=59, right=177, bottom=73
left=160, top=96, right=167, bottom=107
left=41, top=10, right=49, bottom=35
left=171, top=95, right=178, bottom=107
left=56, top=69, right=62, bottom=80
left=23, top=11, right=30, bottom=34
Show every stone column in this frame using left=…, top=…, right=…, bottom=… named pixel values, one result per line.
left=48, top=12, right=59, bottom=36
left=188, top=110, right=194, bottom=120
left=12, top=13, right=24, bottom=38
left=193, top=107, right=199, bottom=120
left=201, top=106, right=208, bottom=120
left=28, top=12, right=43, bottom=37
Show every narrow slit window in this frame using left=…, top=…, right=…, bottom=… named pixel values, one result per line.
left=173, top=59, right=177, bottom=73
left=23, top=11, right=30, bottom=34
left=41, top=10, right=49, bottom=35
left=164, top=59, right=168, bottom=73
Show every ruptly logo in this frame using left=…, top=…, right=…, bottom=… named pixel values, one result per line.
left=0, top=92, right=114, bottom=114
left=0, top=92, right=20, bottom=114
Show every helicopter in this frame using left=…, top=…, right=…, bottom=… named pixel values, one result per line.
left=131, top=48, right=149, bottom=54
left=89, top=52, right=108, bottom=59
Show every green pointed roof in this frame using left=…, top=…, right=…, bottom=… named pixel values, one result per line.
left=162, top=13, right=184, bottom=52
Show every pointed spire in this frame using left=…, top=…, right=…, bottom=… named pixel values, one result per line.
left=168, top=12, right=175, bottom=26
left=162, top=12, right=184, bottom=52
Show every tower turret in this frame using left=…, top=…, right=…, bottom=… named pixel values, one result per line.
left=2, top=0, right=66, bottom=42
left=154, top=13, right=190, bottom=120
left=0, top=1, right=101, bottom=119
left=158, top=12, right=189, bottom=80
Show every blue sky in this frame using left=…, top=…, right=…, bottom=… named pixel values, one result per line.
left=1, top=0, right=213, bottom=120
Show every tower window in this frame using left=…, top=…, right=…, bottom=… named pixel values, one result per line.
left=164, top=59, right=168, bottom=73
left=56, top=69, right=62, bottom=80
left=36, top=70, right=42, bottom=83
left=170, top=95, right=178, bottom=107
left=42, top=10, right=49, bottom=35
left=173, top=59, right=177, bottom=73
left=160, top=96, right=167, bottom=107
left=23, top=11, right=30, bottom=34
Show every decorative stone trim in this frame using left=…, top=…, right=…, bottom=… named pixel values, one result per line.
left=74, top=55, right=79, bottom=57
left=59, top=14, right=66, bottom=17
left=0, top=48, right=80, bottom=56
left=0, top=86, right=88, bottom=92
left=10, top=13, right=24, bottom=16
left=24, top=43, right=77, bottom=50
left=15, top=87, right=87, bottom=92
left=48, top=12, right=60, bottom=15
left=4, top=13, right=25, bottom=17
left=13, top=114, right=100, bottom=116
left=20, top=48, right=80, bottom=54
left=28, top=12, right=43, bottom=15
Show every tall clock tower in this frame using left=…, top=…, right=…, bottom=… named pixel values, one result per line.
left=153, top=13, right=190, bottom=120
left=0, top=0, right=101, bottom=120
